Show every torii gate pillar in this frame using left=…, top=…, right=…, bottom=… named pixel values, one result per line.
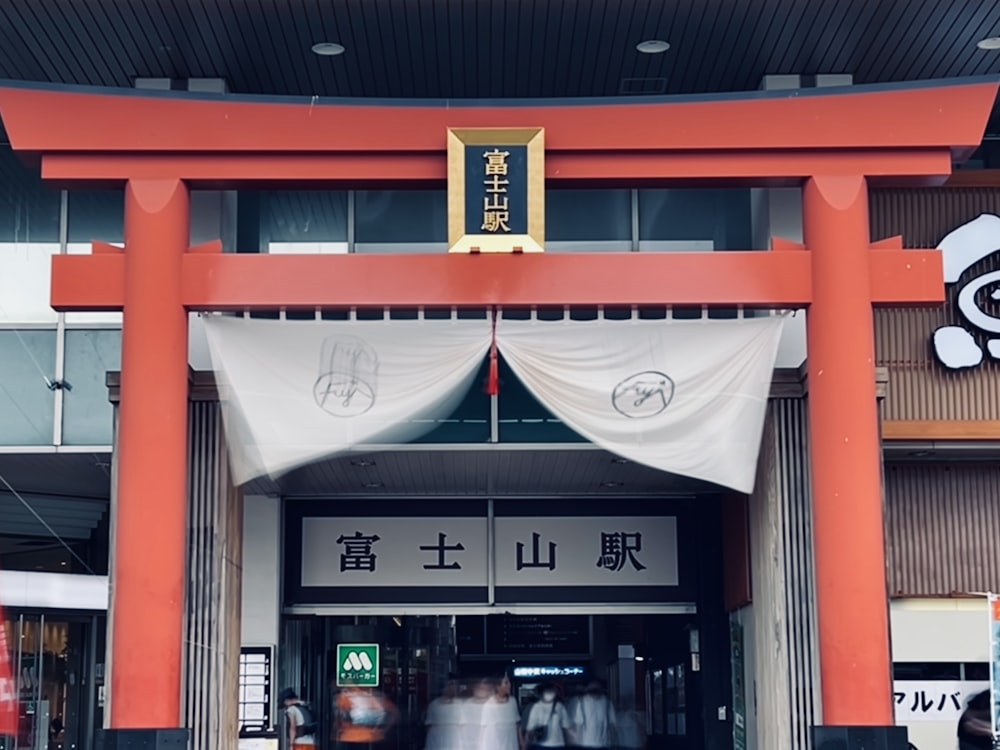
left=805, top=175, right=895, bottom=733
left=113, top=179, right=191, bottom=729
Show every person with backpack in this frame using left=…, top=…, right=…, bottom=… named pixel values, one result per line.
left=280, top=688, right=319, bottom=750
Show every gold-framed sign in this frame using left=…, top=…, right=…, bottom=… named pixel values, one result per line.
left=447, top=127, right=545, bottom=253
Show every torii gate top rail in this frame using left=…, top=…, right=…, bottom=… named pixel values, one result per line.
left=0, top=77, right=995, bottom=312
left=0, top=77, right=993, bottom=184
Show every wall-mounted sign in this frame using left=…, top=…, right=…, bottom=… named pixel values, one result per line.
left=447, top=127, right=545, bottom=254
left=930, top=214, right=1000, bottom=369
left=301, top=515, right=678, bottom=592
left=238, top=646, right=273, bottom=734
left=457, top=614, right=592, bottom=656
left=493, top=516, right=678, bottom=588
left=488, top=614, right=591, bottom=655
left=513, top=666, right=587, bottom=678
left=336, top=643, right=380, bottom=687
left=302, top=517, right=489, bottom=588
left=893, top=679, right=988, bottom=722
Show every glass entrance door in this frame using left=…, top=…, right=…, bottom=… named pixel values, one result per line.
left=1, top=615, right=96, bottom=750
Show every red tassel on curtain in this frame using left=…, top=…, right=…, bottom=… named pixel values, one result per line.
left=487, top=314, right=500, bottom=396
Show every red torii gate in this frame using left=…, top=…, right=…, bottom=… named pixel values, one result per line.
left=0, top=78, right=995, bottom=739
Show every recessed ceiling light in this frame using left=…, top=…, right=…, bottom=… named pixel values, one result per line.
left=363, top=481, right=384, bottom=489
left=610, top=457, right=629, bottom=465
left=312, top=42, right=346, bottom=56
left=636, top=40, right=670, bottom=54
left=977, top=37, right=1000, bottom=50
left=601, top=481, right=625, bottom=488
left=351, top=459, right=376, bottom=468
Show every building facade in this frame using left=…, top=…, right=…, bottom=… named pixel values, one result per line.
left=0, top=6, right=999, bottom=750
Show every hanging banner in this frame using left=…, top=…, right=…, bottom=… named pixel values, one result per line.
left=0, top=598, right=17, bottom=736
left=495, top=316, right=785, bottom=493
left=202, top=316, right=493, bottom=484
left=204, top=314, right=783, bottom=491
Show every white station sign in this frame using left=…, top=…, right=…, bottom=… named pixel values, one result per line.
left=300, top=515, right=679, bottom=589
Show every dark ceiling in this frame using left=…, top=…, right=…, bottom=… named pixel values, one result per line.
left=0, top=0, right=998, bottom=118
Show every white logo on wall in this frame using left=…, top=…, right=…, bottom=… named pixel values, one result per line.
left=342, top=650, right=375, bottom=672
left=932, top=214, right=1000, bottom=369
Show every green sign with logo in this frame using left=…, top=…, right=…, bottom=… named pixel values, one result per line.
left=336, top=643, right=380, bottom=687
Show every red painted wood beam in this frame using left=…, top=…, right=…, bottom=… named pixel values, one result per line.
left=39, top=148, right=955, bottom=185
left=1, top=80, right=995, bottom=158
left=49, top=247, right=944, bottom=312
left=179, top=252, right=813, bottom=308
left=112, top=179, right=190, bottom=728
left=806, top=175, right=893, bottom=725
left=869, top=248, right=944, bottom=304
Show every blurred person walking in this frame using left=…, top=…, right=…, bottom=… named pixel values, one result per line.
left=279, top=688, right=319, bottom=750
left=480, top=675, right=521, bottom=750
left=957, top=689, right=994, bottom=750
left=571, top=682, right=615, bottom=750
left=524, top=684, right=572, bottom=750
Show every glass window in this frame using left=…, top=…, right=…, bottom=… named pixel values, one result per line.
left=638, top=189, right=752, bottom=251
left=892, top=662, right=961, bottom=680
left=62, top=330, right=122, bottom=446
left=0, top=147, right=61, bottom=324
left=256, top=190, right=349, bottom=254
left=964, top=662, right=990, bottom=681
left=0, top=539, right=80, bottom=573
left=67, top=190, right=124, bottom=245
left=496, top=356, right=584, bottom=443
left=0, top=148, right=61, bottom=243
left=67, top=189, right=125, bottom=324
left=547, top=189, right=631, bottom=251
left=0, top=329, right=56, bottom=445
left=0, top=245, right=59, bottom=325
left=2, top=614, right=107, bottom=750
left=0, top=491, right=109, bottom=575
left=355, top=190, right=447, bottom=251
left=410, top=358, right=491, bottom=444
left=357, top=352, right=491, bottom=445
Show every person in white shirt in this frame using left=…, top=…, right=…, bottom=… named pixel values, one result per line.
left=425, top=677, right=464, bottom=750
left=572, top=682, right=616, bottom=750
left=480, top=675, right=521, bottom=750
left=524, top=684, right=572, bottom=750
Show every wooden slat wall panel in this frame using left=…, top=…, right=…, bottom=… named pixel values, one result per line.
left=106, top=398, right=242, bottom=746
left=871, top=188, right=1000, bottom=421
left=748, top=397, right=819, bottom=749
left=884, top=462, right=1000, bottom=597
left=184, top=400, right=243, bottom=750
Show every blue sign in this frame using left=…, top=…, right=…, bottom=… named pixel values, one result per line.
left=512, top=666, right=586, bottom=678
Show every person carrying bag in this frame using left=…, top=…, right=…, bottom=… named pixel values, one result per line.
left=524, top=684, right=571, bottom=750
